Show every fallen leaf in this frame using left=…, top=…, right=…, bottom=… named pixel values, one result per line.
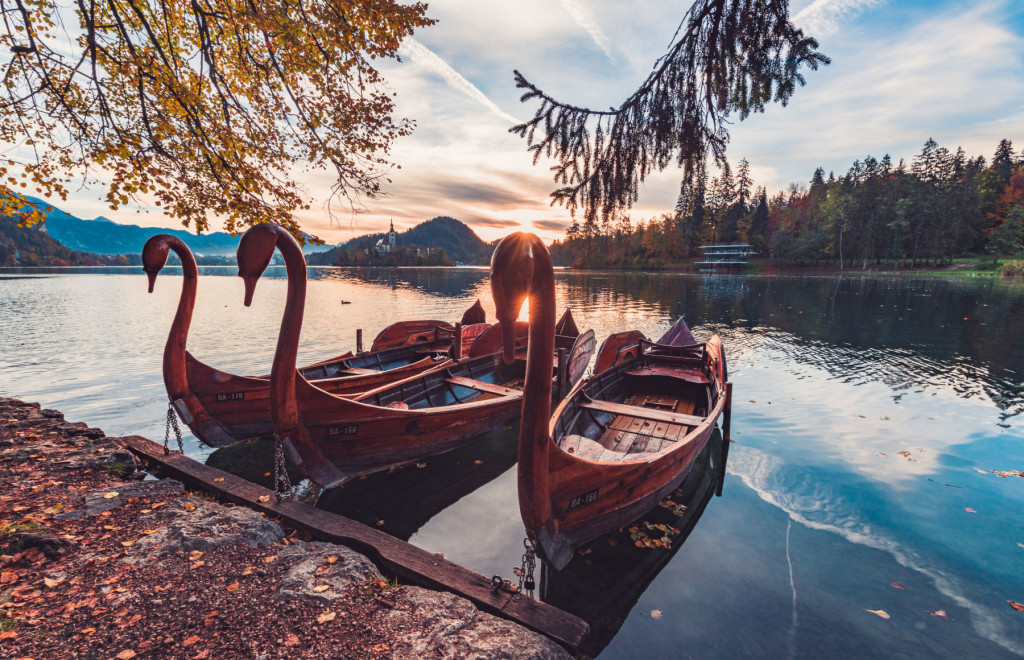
left=103, top=492, right=119, bottom=499
left=890, top=582, right=906, bottom=591
left=184, top=502, right=196, bottom=512
left=284, top=634, right=299, bottom=647
left=1009, top=601, right=1024, bottom=612
left=264, top=556, right=277, bottom=563
left=313, top=585, right=330, bottom=593
left=317, top=610, right=336, bottom=624
left=257, top=495, right=270, bottom=503
left=372, top=643, right=389, bottom=652
left=188, top=551, right=205, bottom=562
left=190, top=561, right=205, bottom=570
left=195, top=650, right=210, bottom=659
left=965, top=508, right=977, bottom=513
left=226, top=581, right=239, bottom=592
left=650, top=609, right=663, bottom=619
left=213, top=477, right=224, bottom=482
left=182, top=635, right=201, bottom=646
left=0, top=630, right=18, bottom=641
left=326, top=556, right=338, bottom=564
left=151, top=502, right=167, bottom=510
left=115, top=650, right=137, bottom=659
left=473, top=459, right=484, bottom=465
left=81, top=627, right=96, bottom=634
left=264, top=472, right=272, bottom=478
left=141, top=529, right=158, bottom=535
left=928, top=610, right=948, bottom=619
left=44, top=577, right=63, bottom=588
left=121, top=541, right=134, bottom=547
left=866, top=609, right=890, bottom=619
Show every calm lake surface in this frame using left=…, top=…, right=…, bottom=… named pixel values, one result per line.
left=2, top=266, right=1023, bottom=658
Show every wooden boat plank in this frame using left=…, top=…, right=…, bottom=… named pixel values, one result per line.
left=342, top=367, right=380, bottom=376
left=120, top=434, right=588, bottom=651
left=560, top=434, right=585, bottom=456
left=444, top=377, right=520, bottom=397
left=580, top=400, right=705, bottom=427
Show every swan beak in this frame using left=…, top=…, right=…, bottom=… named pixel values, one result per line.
left=242, top=274, right=259, bottom=307
left=145, top=270, right=158, bottom=293
left=500, top=319, right=516, bottom=365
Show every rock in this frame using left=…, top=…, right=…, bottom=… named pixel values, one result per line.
left=275, top=541, right=381, bottom=603
left=127, top=497, right=283, bottom=560
left=5, top=531, right=73, bottom=559
left=381, top=587, right=572, bottom=660
left=55, top=479, right=184, bottom=521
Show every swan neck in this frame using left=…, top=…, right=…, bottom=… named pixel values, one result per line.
left=270, top=234, right=306, bottom=432
left=163, top=241, right=198, bottom=399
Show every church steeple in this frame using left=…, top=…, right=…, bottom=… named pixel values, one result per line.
left=388, top=219, right=397, bottom=246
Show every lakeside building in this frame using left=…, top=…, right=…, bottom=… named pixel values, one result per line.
left=374, top=220, right=398, bottom=255
left=695, top=243, right=756, bottom=271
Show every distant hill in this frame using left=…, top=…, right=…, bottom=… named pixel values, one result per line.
left=307, top=216, right=493, bottom=265
left=0, top=216, right=139, bottom=267
left=12, top=196, right=327, bottom=258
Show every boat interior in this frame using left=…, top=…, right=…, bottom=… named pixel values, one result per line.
left=300, top=342, right=450, bottom=380
left=555, top=362, right=715, bottom=463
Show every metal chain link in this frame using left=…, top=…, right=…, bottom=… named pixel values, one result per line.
left=272, top=434, right=293, bottom=501
left=514, top=536, right=537, bottom=597
left=163, top=404, right=184, bottom=455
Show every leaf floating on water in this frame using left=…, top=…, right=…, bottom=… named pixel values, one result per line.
left=1017, top=543, right=1024, bottom=550
left=103, top=491, right=119, bottom=499
left=890, top=582, right=906, bottom=591
left=965, top=508, right=977, bottom=513
left=974, top=468, right=989, bottom=474
left=1009, top=601, right=1024, bottom=612
left=928, top=610, right=948, bottom=619
left=650, top=609, right=663, bottom=619
left=866, top=609, right=890, bottom=619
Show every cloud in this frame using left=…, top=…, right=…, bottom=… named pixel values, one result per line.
left=793, top=0, right=886, bottom=37
left=558, top=0, right=615, bottom=61
left=532, top=219, right=570, bottom=232
left=398, top=38, right=520, bottom=125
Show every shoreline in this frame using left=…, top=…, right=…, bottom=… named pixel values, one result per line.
left=0, top=397, right=570, bottom=659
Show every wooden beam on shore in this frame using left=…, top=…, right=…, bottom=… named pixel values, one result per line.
left=120, top=434, right=588, bottom=652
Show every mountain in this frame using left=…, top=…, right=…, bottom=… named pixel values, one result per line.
left=307, top=216, right=493, bottom=265
left=0, top=216, right=139, bottom=267
left=13, top=196, right=329, bottom=257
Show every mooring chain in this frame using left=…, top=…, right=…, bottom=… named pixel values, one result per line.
left=163, top=403, right=184, bottom=456
left=515, top=536, right=538, bottom=597
left=272, top=433, right=293, bottom=501
left=490, top=536, right=538, bottom=597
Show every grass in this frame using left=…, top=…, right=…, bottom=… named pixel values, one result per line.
left=0, top=521, right=41, bottom=542
left=998, top=259, right=1024, bottom=277
left=100, top=462, right=135, bottom=479
left=1, top=616, right=17, bottom=632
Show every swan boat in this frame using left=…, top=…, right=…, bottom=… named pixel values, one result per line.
left=490, top=232, right=733, bottom=570
left=237, top=224, right=596, bottom=488
left=143, top=235, right=487, bottom=448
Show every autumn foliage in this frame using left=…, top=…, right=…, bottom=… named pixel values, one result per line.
left=0, top=0, right=433, bottom=241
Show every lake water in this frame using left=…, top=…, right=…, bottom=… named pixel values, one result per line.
left=2, top=266, right=1023, bottom=658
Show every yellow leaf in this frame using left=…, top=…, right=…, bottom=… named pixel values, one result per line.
left=44, top=577, right=63, bottom=588
left=121, top=541, right=134, bottom=547
left=264, top=556, right=277, bottom=563
left=184, top=502, right=196, bottom=512
left=326, top=556, right=338, bottom=564
left=257, top=495, right=270, bottom=503
left=151, top=502, right=167, bottom=509
left=189, top=551, right=205, bottom=562
left=226, top=581, right=239, bottom=592
left=866, top=609, right=890, bottom=619
left=317, top=610, right=336, bottom=624
left=214, top=477, right=225, bottom=482
left=103, top=492, right=119, bottom=499
left=141, top=529, right=158, bottom=535
left=313, top=585, right=329, bottom=593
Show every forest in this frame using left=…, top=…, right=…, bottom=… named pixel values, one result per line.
left=551, top=138, right=1024, bottom=272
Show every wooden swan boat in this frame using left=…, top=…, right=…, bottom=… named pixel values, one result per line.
left=237, top=224, right=596, bottom=489
left=490, top=232, right=732, bottom=570
left=143, top=235, right=486, bottom=448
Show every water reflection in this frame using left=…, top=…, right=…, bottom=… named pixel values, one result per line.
left=541, top=430, right=724, bottom=658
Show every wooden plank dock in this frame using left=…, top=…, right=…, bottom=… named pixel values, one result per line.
left=121, top=434, right=588, bottom=652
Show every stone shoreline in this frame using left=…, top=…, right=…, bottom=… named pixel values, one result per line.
left=0, top=397, right=570, bottom=659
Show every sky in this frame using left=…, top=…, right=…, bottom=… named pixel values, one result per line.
left=29, top=0, right=1024, bottom=245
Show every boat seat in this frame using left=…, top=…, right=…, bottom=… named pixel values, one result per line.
left=342, top=367, right=379, bottom=376
left=581, top=399, right=704, bottom=427
left=560, top=434, right=622, bottom=463
left=445, top=377, right=518, bottom=397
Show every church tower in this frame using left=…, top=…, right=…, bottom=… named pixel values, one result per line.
left=388, top=219, right=397, bottom=249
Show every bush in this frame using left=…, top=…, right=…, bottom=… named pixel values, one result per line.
left=998, top=260, right=1024, bottom=277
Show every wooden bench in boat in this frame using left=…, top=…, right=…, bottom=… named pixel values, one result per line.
left=445, top=377, right=519, bottom=397
left=341, top=367, right=380, bottom=376
left=580, top=399, right=705, bottom=427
